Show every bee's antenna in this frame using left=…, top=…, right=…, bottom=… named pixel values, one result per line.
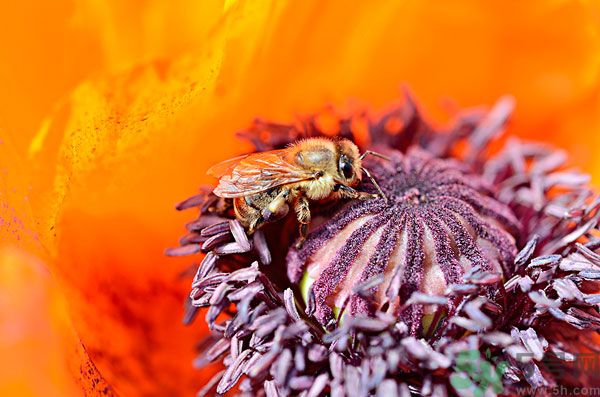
left=359, top=150, right=389, bottom=203
left=361, top=166, right=388, bottom=203
left=359, top=150, right=390, bottom=161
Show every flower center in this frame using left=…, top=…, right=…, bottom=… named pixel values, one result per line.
left=287, top=147, right=520, bottom=333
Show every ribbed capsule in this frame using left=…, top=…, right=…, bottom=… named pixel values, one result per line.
left=287, top=147, right=520, bottom=329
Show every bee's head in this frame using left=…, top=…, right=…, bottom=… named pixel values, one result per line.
left=336, top=139, right=362, bottom=186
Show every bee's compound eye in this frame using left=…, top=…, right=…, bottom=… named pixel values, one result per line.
left=339, top=154, right=354, bottom=179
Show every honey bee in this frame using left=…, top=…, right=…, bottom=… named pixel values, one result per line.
left=207, top=138, right=387, bottom=247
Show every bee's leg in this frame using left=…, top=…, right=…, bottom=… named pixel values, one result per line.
left=235, top=196, right=262, bottom=234
left=335, top=184, right=378, bottom=200
left=261, top=188, right=291, bottom=223
left=248, top=217, right=261, bottom=234
left=294, top=195, right=311, bottom=249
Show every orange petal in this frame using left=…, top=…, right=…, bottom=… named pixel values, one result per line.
left=0, top=246, right=116, bottom=397
left=45, top=51, right=228, bottom=396
left=0, top=1, right=100, bottom=153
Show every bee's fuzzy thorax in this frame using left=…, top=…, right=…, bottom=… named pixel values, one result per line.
left=300, top=175, right=336, bottom=201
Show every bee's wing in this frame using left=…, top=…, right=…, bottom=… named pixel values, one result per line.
left=207, top=154, right=251, bottom=178
left=210, top=150, right=315, bottom=198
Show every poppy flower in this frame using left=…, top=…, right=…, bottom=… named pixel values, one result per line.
left=1, top=0, right=600, bottom=396
left=172, top=95, right=600, bottom=395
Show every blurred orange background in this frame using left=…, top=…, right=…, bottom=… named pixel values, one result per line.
left=1, top=0, right=599, bottom=396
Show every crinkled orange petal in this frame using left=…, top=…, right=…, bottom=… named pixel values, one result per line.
left=0, top=136, right=40, bottom=254
left=0, top=1, right=100, bottom=154
left=44, top=57, right=227, bottom=395
left=0, top=246, right=117, bottom=397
